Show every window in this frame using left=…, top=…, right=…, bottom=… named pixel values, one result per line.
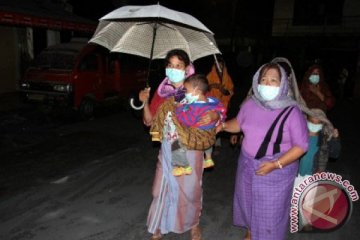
left=293, top=0, right=344, bottom=25
left=33, top=51, right=76, bottom=70
left=79, top=54, right=98, bottom=72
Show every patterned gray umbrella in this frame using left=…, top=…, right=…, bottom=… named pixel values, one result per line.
left=89, top=4, right=220, bottom=109
left=89, top=4, right=220, bottom=62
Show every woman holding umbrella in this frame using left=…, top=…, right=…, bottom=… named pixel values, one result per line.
left=139, top=49, right=219, bottom=240
left=140, top=49, right=194, bottom=125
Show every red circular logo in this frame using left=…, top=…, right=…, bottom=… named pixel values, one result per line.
left=299, top=181, right=351, bottom=231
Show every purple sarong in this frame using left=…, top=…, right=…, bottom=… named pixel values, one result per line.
left=233, top=150, right=298, bottom=240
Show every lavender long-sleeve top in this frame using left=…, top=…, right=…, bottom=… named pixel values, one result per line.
left=236, top=98, right=308, bottom=158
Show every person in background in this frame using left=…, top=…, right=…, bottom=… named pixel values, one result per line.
left=337, top=66, right=349, bottom=101
left=217, top=62, right=308, bottom=240
left=295, top=108, right=340, bottom=232
left=299, top=108, right=339, bottom=176
left=300, top=64, right=335, bottom=112
left=205, top=56, right=234, bottom=161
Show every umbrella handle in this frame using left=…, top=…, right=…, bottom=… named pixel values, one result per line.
left=129, top=97, right=145, bottom=110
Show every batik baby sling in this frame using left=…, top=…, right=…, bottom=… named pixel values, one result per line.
left=150, top=97, right=216, bottom=150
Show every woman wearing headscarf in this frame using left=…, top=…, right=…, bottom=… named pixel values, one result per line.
left=300, top=64, right=335, bottom=112
left=217, top=62, right=309, bottom=240
left=139, top=49, right=218, bottom=240
left=299, top=108, right=339, bottom=176
left=271, top=58, right=339, bottom=173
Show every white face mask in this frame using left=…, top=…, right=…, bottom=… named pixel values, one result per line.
left=309, top=74, right=320, bottom=85
left=184, top=92, right=199, bottom=104
left=257, top=85, right=280, bottom=101
left=165, top=68, right=186, bottom=83
left=307, top=121, right=323, bottom=133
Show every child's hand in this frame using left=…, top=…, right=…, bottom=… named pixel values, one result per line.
left=215, top=124, right=223, bottom=134
left=198, top=111, right=219, bottom=126
left=333, top=128, right=339, bottom=138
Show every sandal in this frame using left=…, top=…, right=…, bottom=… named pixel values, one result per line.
left=203, top=158, right=215, bottom=168
left=173, top=167, right=185, bottom=176
left=191, top=225, right=202, bottom=240
left=184, top=166, right=193, bottom=175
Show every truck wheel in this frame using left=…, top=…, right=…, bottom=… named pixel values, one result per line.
left=79, top=97, right=95, bottom=120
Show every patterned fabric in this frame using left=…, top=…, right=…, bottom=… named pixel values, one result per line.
left=147, top=111, right=204, bottom=234
left=175, top=97, right=226, bottom=130
left=90, top=18, right=220, bottom=62
left=150, top=97, right=216, bottom=150
left=234, top=150, right=298, bottom=240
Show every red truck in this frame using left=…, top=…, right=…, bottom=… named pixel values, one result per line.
left=20, top=39, right=148, bottom=118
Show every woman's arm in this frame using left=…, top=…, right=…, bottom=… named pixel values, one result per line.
left=139, top=88, right=153, bottom=126
left=143, top=102, right=153, bottom=126
left=256, top=146, right=306, bottom=176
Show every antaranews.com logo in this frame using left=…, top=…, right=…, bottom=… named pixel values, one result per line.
left=290, top=172, right=358, bottom=233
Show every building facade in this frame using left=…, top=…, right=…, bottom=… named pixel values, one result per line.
left=272, top=0, right=360, bottom=97
left=0, top=0, right=95, bottom=94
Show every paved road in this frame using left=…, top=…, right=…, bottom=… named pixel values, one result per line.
left=0, top=96, right=359, bottom=240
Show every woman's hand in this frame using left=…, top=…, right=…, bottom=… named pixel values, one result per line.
left=309, top=84, right=325, bottom=101
left=139, top=87, right=151, bottom=103
left=256, top=161, right=277, bottom=176
left=256, top=146, right=305, bottom=176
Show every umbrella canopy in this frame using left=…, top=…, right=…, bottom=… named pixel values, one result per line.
left=89, top=4, right=220, bottom=61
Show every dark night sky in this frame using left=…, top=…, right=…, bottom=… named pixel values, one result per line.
left=68, top=0, right=205, bottom=21
left=68, top=0, right=275, bottom=39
